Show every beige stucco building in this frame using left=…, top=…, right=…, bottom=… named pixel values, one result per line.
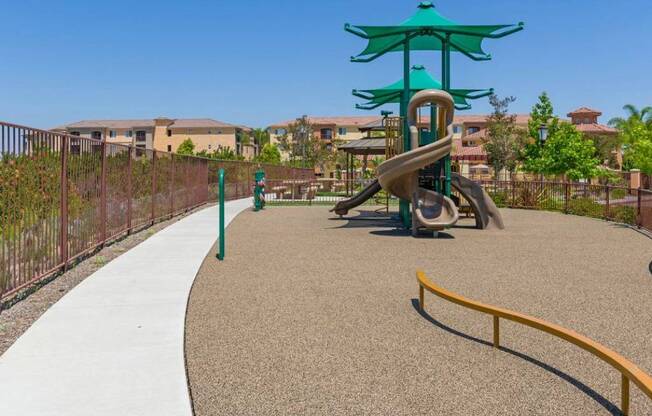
left=53, top=117, right=256, bottom=158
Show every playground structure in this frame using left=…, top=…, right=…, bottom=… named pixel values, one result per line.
left=333, top=2, right=522, bottom=231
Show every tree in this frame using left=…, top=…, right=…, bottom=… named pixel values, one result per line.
left=482, top=94, right=523, bottom=179
left=521, top=92, right=560, bottom=173
left=609, top=104, right=652, bottom=173
left=278, top=115, right=338, bottom=170
left=177, top=138, right=195, bottom=155
left=255, top=143, right=282, bottom=164
left=537, top=123, right=599, bottom=181
left=252, top=128, right=271, bottom=147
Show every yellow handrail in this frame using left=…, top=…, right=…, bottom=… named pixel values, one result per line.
left=417, top=270, right=652, bottom=415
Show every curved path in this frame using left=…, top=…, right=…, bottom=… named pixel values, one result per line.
left=186, top=207, right=652, bottom=415
left=0, top=199, right=251, bottom=416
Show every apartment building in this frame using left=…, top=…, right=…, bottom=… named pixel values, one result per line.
left=53, top=117, right=255, bottom=158
left=268, top=116, right=382, bottom=147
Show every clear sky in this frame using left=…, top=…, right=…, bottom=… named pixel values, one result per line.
left=1, top=0, right=651, bottom=129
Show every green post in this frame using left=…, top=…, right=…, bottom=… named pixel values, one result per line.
left=254, top=168, right=265, bottom=211
left=217, top=168, right=225, bottom=261
left=399, top=34, right=411, bottom=227
left=442, top=34, right=452, bottom=197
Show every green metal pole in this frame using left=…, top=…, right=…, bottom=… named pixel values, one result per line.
left=442, top=35, right=452, bottom=197
left=399, top=34, right=411, bottom=227
left=217, top=168, right=225, bottom=261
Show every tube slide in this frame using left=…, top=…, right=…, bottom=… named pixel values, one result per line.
left=377, top=90, right=459, bottom=234
left=330, top=180, right=382, bottom=216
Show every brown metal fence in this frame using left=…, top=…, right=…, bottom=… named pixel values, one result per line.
left=479, top=180, right=652, bottom=231
left=0, top=121, right=312, bottom=302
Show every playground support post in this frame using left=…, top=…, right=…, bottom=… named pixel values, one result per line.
left=399, top=33, right=411, bottom=227
left=441, top=34, right=452, bottom=197
left=217, top=168, right=225, bottom=261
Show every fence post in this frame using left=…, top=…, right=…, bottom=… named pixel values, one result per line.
left=564, top=182, right=570, bottom=214
left=217, top=168, right=225, bottom=261
left=100, top=141, right=107, bottom=246
left=637, top=188, right=642, bottom=228
left=60, top=135, right=69, bottom=271
left=604, top=185, right=610, bottom=220
left=510, top=179, right=515, bottom=208
left=151, top=151, right=157, bottom=225
left=127, top=146, right=133, bottom=234
left=170, top=153, right=175, bottom=217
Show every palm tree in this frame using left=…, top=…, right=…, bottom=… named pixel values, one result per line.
left=252, top=128, right=270, bottom=147
left=609, top=104, right=652, bottom=130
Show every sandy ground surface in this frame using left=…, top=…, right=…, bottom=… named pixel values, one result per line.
left=0, top=204, right=210, bottom=357
left=185, top=207, right=652, bottom=415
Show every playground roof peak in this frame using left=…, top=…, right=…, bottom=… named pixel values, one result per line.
left=345, top=2, right=524, bottom=62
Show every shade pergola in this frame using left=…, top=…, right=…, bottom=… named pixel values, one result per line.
left=346, top=1, right=524, bottom=64
left=353, top=65, right=492, bottom=111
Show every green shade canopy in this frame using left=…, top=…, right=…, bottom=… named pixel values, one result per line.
left=353, top=65, right=493, bottom=111
left=346, top=2, right=523, bottom=62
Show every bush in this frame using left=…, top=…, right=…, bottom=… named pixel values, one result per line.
left=611, top=205, right=636, bottom=225
left=609, top=188, right=627, bottom=200
left=489, top=190, right=509, bottom=208
left=567, top=197, right=602, bottom=219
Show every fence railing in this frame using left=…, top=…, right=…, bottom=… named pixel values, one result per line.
left=477, top=180, right=652, bottom=233
left=0, top=121, right=313, bottom=302
left=417, top=270, right=652, bottom=415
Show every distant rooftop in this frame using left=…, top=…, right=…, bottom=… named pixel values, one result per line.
left=53, top=118, right=242, bottom=131
left=568, top=107, right=602, bottom=116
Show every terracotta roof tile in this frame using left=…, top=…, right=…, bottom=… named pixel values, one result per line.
left=568, top=107, right=602, bottom=116
left=575, top=123, right=617, bottom=135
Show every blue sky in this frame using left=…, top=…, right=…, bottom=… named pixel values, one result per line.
left=1, top=0, right=650, bottom=129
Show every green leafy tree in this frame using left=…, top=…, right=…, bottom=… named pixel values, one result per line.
left=255, top=143, right=282, bottom=164
left=278, top=115, right=338, bottom=170
left=522, top=92, right=560, bottom=173
left=177, top=138, right=195, bottom=155
left=537, top=123, right=599, bottom=180
left=609, top=105, right=652, bottom=173
left=252, top=128, right=271, bottom=147
left=483, top=94, right=524, bottom=179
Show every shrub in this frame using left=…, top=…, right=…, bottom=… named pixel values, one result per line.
left=609, top=188, right=627, bottom=200
left=489, top=190, right=509, bottom=208
left=567, top=197, right=602, bottom=219
left=611, top=205, right=636, bottom=225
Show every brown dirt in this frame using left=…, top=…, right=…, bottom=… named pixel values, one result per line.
left=185, top=207, right=652, bottom=416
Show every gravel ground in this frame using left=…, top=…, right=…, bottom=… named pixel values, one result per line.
left=0, top=205, right=210, bottom=357
left=185, top=207, right=652, bottom=416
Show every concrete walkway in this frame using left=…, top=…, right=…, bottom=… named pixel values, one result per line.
left=0, top=198, right=251, bottom=416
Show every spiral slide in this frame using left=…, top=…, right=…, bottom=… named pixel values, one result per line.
left=332, top=89, right=503, bottom=233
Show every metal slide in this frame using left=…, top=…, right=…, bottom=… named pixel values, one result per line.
left=450, top=172, right=504, bottom=230
left=330, top=179, right=382, bottom=216
left=377, top=90, right=459, bottom=234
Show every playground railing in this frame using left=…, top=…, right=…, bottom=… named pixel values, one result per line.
left=417, top=270, right=652, bottom=415
left=0, top=120, right=313, bottom=303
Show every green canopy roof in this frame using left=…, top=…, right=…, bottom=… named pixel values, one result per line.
left=353, top=65, right=493, bottom=111
left=346, top=2, right=523, bottom=62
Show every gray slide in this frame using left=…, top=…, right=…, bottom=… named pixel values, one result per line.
left=330, top=179, right=382, bottom=216
left=451, top=172, right=504, bottom=230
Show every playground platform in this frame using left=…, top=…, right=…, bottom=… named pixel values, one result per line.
left=186, top=206, right=652, bottom=415
left=0, top=199, right=252, bottom=416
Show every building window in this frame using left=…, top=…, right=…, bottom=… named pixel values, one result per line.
left=126, top=130, right=133, bottom=138
left=338, top=127, right=347, bottom=136
left=70, top=131, right=80, bottom=136
left=467, top=127, right=480, bottom=134
left=167, top=129, right=172, bottom=137
left=453, top=125, right=462, bottom=134
left=109, top=130, right=116, bottom=138
left=208, top=144, right=212, bottom=150
left=320, top=128, right=333, bottom=140
left=167, top=145, right=172, bottom=152
left=275, top=128, right=286, bottom=136
left=135, top=131, right=146, bottom=147
left=91, top=131, right=102, bottom=141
